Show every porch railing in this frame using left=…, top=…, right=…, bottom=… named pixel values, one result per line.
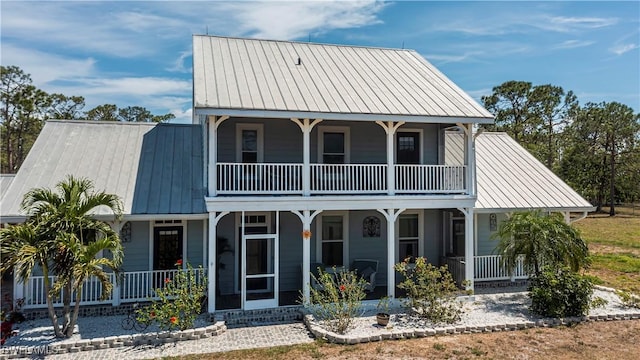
left=443, top=255, right=530, bottom=286
left=216, top=163, right=467, bottom=195
left=217, top=163, right=303, bottom=194
left=310, top=164, right=387, bottom=193
left=19, top=269, right=207, bottom=309
left=396, top=165, right=466, bottom=193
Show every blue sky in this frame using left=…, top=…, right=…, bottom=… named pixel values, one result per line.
left=2, top=1, right=638, bottom=123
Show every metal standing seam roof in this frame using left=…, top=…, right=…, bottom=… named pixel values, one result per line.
left=0, top=174, right=15, bottom=199
left=473, top=133, right=594, bottom=212
left=193, top=35, right=494, bottom=123
left=0, top=120, right=206, bottom=220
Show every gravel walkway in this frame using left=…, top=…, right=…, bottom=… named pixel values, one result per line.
left=1, top=288, right=638, bottom=359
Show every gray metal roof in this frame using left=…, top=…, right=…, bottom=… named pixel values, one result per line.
left=193, top=35, right=494, bottom=123
left=0, top=121, right=206, bottom=220
left=474, top=132, right=594, bottom=212
left=0, top=174, right=15, bottom=199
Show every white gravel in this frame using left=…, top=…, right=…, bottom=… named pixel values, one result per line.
left=308, top=289, right=640, bottom=338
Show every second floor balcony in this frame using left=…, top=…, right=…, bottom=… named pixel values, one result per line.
left=216, top=162, right=466, bottom=195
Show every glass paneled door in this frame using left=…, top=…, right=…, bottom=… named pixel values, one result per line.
left=242, top=233, right=278, bottom=310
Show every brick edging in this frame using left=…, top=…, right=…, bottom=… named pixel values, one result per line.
left=303, top=312, right=640, bottom=345
left=0, top=321, right=226, bottom=359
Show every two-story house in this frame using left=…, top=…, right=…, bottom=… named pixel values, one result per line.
left=0, top=35, right=593, bottom=315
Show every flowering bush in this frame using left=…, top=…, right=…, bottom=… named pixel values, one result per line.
left=137, top=260, right=206, bottom=331
left=304, top=267, right=367, bottom=334
left=395, top=257, right=464, bottom=324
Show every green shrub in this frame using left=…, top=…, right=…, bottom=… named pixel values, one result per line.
left=394, top=257, right=463, bottom=324
left=304, top=267, right=367, bottom=334
left=528, top=265, right=605, bottom=318
left=137, top=261, right=207, bottom=331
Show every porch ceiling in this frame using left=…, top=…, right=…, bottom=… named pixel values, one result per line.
left=205, top=194, right=475, bottom=212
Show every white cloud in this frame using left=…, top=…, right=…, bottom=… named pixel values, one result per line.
left=167, top=51, right=192, bottom=73
left=553, top=40, right=595, bottom=50
left=0, top=44, right=96, bottom=87
left=609, top=43, right=639, bottom=55
left=543, top=16, right=618, bottom=32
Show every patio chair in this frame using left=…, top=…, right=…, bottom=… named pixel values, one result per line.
left=350, top=259, right=378, bottom=292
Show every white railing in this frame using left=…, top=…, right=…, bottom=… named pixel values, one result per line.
left=396, top=165, right=466, bottom=193
left=474, top=255, right=528, bottom=281
left=444, top=255, right=530, bottom=285
left=215, top=163, right=467, bottom=195
left=217, top=163, right=303, bottom=194
left=22, top=273, right=116, bottom=309
left=20, top=269, right=207, bottom=309
left=310, top=164, right=387, bottom=193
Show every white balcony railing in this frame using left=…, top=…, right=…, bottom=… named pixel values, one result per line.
left=216, top=163, right=466, bottom=195
left=310, top=164, right=387, bottom=193
left=395, top=165, right=466, bottom=193
left=217, top=163, right=303, bottom=194
left=19, top=269, right=207, bottom=309
left=444, top=255, right=530, bottom=285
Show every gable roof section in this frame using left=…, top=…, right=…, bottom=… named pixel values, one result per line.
left=0, top=121, right=206, bottom=221
left=474, top=132, right=593, bottom=212
left=193, top=35, right=494, bottom=123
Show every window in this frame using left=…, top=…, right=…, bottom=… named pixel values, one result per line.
left=318, top=214, right=347, bottom=267
left=399, top=214, right=419, bottom=262
left=318, top=126, right=350, bottom=164
left=236, top=124, right=263, bottom=163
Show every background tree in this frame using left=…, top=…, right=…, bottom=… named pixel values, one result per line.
left=560, top=102, right=640, bottom=215
left=1, top=176, right=123, bottom=338
left=481, top=80, right=578, bottom=170
left=1, top=65, right=177, bottom=173
left=492, top=210, right=590, bottom=276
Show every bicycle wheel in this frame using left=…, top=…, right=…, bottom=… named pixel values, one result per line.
left=121, top=317, right=135, bottom=330
left=134, top=320, right=148, bottom=332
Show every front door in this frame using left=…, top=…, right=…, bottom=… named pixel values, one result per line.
left=397, top=132, right=420, bottom=164
left=242, top=233, right=278, bottom=310
left=153, top=226, right=183, bottom=288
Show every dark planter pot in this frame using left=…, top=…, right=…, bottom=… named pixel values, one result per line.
left=376, top=312, right=390, bottom=326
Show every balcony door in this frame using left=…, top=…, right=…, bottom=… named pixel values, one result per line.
left=396, top=131, right=421, bottom=164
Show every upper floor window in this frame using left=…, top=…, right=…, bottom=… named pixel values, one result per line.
left=236, top=124, right=263, bottom=163
left=318, top=126, right=350, bottom=164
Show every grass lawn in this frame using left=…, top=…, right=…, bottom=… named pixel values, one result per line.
left=573, top=207, right=640, bottom=293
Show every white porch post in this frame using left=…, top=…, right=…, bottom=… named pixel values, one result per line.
left=207, top=211, right=229, bottom=313
left=292, top=210, right=322, bottom=303
left=291, top=118, right=322, bottom=195
left=208, top=115, right=229, bottom=197
left=12, top=270, right=24, bottom=308
left=377, top=208, right=406, bottom=298
left=110, top=221, right=126, bottom=306
left=459, top=207, right=475, bottom=291
left=376, top=121, right=404, bottom=195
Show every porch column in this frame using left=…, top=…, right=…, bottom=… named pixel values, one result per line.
left=12, top=270, right=24, bottom=308
left=458, top=207, right=475, bottom=291
left=208, top=115, right=229, bottom=197
left=207, top=211, right=229, bottom=313
left=291, top=118, right=323, bottom=195
left=110, top=221, right=126, bottom=306
left=292, top=210, right=322, bottom=303
left=376, top=121, right=405, bottom=195
left=377, top=208, right=406, bottom=298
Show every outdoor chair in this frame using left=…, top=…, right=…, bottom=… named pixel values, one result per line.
left=350, top=259, right=378, bottom=292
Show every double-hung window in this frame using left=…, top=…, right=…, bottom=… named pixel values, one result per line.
left=319, top=126, right=350, bottom=164
left=398, top=214, right=419, bottom=262
left=236, top=124, right=263, bottom=163
left=318, top=214, right=347, bottom=267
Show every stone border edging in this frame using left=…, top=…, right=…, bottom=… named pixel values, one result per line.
left=303, top=312, right=640, bottom=345
left=0, top=321, right=226, bottom=359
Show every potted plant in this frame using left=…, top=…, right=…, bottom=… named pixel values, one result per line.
left=376, top=296, right=391, bottom=326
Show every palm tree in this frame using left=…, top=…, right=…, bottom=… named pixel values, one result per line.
left=1, top=175, right=123, bottom=338
left=492, top=210, right=589, bottom=277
